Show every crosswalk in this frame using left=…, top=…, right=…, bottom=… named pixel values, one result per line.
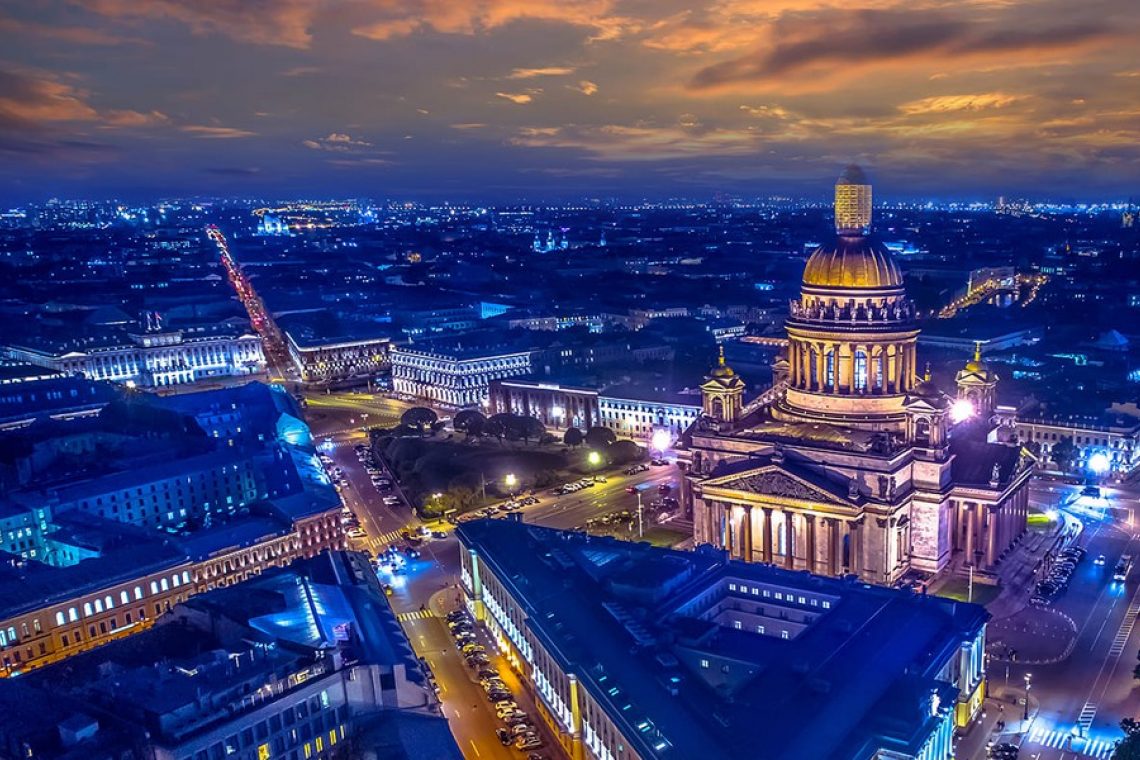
left=373, top=529, right=404, bottom=547
left=1078, top=702, right=1098, bottom=734
left=1025, top=726, right=1115, bottom=758
left=397, top=609, right=436, bottom=622
left=1108, top=601, right=1140, bottom=657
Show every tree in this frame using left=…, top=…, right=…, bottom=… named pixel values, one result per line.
left=1115, top=719, right=1140, bottom=760
left=563, top=428, right=584, bottom=448
left=1050, top=435, right=1078, bottom=473
left=608, top=439, right=644, bottom=466
left=400, top=406, right=438, bottom=436
left=484, top=417, right=505, bottom=443
left=519, top=416, right=545, bottom=444
left=454, top=410, right=486, bottom=438
left=585, top=426, right=617, bottom=449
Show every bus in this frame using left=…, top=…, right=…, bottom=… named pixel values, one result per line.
left=1114, top=554, right=1133, bottom=582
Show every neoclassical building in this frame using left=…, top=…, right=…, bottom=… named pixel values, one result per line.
left=679, top=167, right=1033, bottom=586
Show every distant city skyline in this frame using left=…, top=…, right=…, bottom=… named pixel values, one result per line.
left=1, top=0, right=1138, bottom=202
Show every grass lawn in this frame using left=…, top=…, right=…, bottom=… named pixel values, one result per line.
left=638, top=526, right=689, bottom=548
left=936, top=575, right=1001, bottom=607
left=1027, top=508, right=1056, bottom=531
left=376, top=434, right=636, bottom=512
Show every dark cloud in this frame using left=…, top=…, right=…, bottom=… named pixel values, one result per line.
left=689, top=9, right=1114, bottom=89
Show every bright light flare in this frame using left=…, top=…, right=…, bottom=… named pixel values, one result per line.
left=587, top=451, right=602, bottom=466
left=949, top=399, right=975, bottom=423
left=650, top=428, right=673, bottom=453
left=1088, top=452, right=1110, bottom=474
left=504, top=473, right=517, bottom=488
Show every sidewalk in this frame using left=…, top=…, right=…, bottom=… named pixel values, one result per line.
left=954, top=686, right=1041, bottom=760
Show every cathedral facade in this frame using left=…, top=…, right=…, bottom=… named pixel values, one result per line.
left=680, top=167, right=1033, bottom=586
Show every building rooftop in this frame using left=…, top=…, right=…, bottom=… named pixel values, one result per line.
left=458, top=518, right=988, bottom=760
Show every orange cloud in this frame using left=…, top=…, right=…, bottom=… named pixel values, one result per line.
left=73, top=0, right=321, bottom=48
left=181, top=125, right=257, bottom=138
left=353, top=0, right=633, bottom=42
left=898, top=93, right=1026, bottom=115
left=496, top=91, right=536, bottom=104
left=507, top=66, right=576, bottom=79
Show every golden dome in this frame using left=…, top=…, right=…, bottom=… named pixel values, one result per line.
left=803, top=236, right=903, bottom=289
left=710, top=345, right=736, bottom=378
left=964, top=342, right=988, bottom=373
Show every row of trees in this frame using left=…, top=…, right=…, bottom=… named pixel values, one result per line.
left=452, top=409, right=549, bottom=443
left=562, top=426, right=617, bottom=449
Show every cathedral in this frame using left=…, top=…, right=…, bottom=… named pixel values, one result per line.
left=680, top=167, right=1033, bottom=586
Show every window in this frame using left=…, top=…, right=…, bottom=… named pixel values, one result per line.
left=854, top=350, right=868, bottom=390
left=700, top=659, right=710, bottom=669
left=68, top=608, right=78, bottom=622
left=83, top=602, right=93, bottom=617
left=757, top=625, right=765, bottom=634
left=135, top=586, right=143, bottom=600
left=121, top=591, right=130, bottom=605
left=781, top=630, right=790, bottom=640
left=822, top=601, right=831, bottom=609
left=733, top=620, right=742, bottom=630
left=55, top=612, right=65, bottom=627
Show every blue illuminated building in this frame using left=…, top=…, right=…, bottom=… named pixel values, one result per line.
left=458, top=518, right=988, bottom=760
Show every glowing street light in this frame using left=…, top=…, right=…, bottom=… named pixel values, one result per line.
left=650, top=428, right=673, bottom=454
left=587, top=450, right=602, bottom=467
left=1088, top=452, right=1110, bottom=475
left=949, top=399, right=975, bottom=423
left=504, top=473, right=517, bottom=491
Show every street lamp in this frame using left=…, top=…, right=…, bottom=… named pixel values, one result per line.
left=505, top=473, right=517, bottom=496
left=587, top=450, right=601, bottom=467
left=1088, top=452, right=1110, bottom=476
left=650, top=428, right=672, bottom=455
left=1023, top=672, right=1032, bottom=721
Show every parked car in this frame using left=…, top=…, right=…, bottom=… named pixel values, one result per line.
left=496, top=728, right=512, bottom=745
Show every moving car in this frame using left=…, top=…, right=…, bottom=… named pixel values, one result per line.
left=1115, top=554, right=1133, bottom=582
left=1094, top=554, right=1107, bottom=566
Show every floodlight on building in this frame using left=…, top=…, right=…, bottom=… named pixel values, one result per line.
left=949, top=399, right=975, bottom=423
left=651, top=428, right=673, bottom=453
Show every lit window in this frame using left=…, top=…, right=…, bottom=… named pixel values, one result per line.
left=822, top=601, right=831, bottom=609
left=782, top=630, right=790, bottom=640
left=757, top=625, right=765, bottom=634
left=700, top=659, right=710, bottom=669
left=733, top=620, right=742, bottom=630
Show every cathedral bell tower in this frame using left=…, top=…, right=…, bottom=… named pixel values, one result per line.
left=701, top=347, right=745, bottom=424
left=955, top=342, right=999, bottom=418
left=904, top=365, right=950, bottom=456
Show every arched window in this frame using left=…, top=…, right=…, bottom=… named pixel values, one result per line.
left=55, top=611, right=65, bottom=627
left=160, top=578, right=169, bottom=592
left=104, top=595, right=114, bottom=609
left=915, top=418, right=931, bottom=445
left=121, top=591, right=130, bottom=605
left=854, top=351, right=868, bottom=390
left=83, top=602, right=93, bottom=617
left=826, top=351, right=835, bottom=388
left=711, top=397, right=724, bottom=420
left=68, top=607, right=78, bottom=622
left=94, top=599, right=103, bottom=614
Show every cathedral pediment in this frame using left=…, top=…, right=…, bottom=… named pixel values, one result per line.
left=703, top=465, right=851, bottom=506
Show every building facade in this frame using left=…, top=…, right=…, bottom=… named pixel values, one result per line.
left=681, top=168, right=1033, bottom=587
left=285, top=332, right=391, bottom=384
left=392, top=343, right=532, bottom=407
left=488, top=378, right=701, bottom=439
left=458, top=518, right=988, bottom=760
left=6, top=327, right=265, bottom=388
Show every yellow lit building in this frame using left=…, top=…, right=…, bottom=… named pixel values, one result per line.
left=680, top=167, right=1033, bottom=595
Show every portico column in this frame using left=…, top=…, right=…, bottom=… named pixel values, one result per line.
left=985, top=504, right=999, bottom=567
left=964, top=503, right=976, bottom=564
left=850, top=520, right=863, bottom=576
left=806, top=514, right=818, bottom=574
left=784, top=511, right=795, bottom=569
left=847, top=344, right=857, bottom=394
left=743, top=505, right=754, bottom=562
left=762, top=507, right=774, bottom=563
left=828, top=519, right=840, bottom=576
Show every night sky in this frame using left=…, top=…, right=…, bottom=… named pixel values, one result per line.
left=2, top=0, right=1138, bottom=203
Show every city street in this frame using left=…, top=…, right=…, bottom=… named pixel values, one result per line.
left=967, top=480, right=1140, bottom=760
